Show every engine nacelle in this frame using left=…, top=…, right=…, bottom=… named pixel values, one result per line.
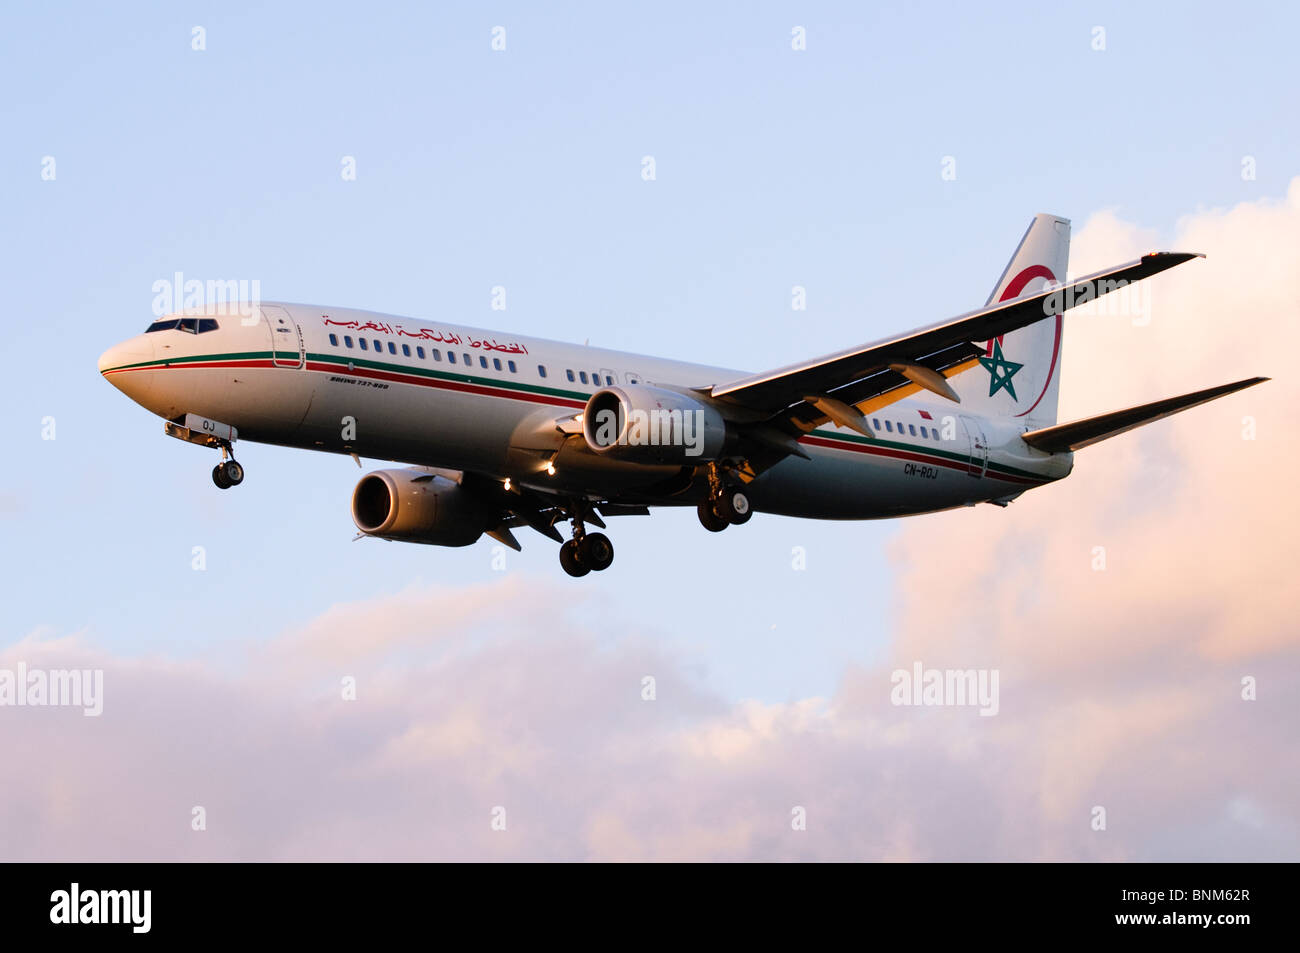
left=351, top=469, right=494, bottom=547
left=581, top=384, right=728, bottom=465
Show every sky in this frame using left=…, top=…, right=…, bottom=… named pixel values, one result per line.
left=0, top=1, right=1296, bottom=860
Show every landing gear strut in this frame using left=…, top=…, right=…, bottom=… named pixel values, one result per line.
left=211, top=442, right=245, bottom=490
left=557, top=504, right=615, bottom=577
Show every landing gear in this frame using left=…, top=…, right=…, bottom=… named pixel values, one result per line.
left=714, top=487, right=751, bottom=524
left=557, top=505, right=615, bottom=576
left=699, top=464, right=753, bottom=530
left=211, top=460, right=244, bottom=489
left=580, top=532, right=614, bottom=571
left=559, top=539, right=589, bottom=577
left=697, top=500, right=728, bottom=532
left=211, top=442, right=244, bottom=490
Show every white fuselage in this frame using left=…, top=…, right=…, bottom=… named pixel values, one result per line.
left=98, top=303, right=1073, bottom=518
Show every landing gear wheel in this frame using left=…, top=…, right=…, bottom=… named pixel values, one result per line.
left=580, top=532, right=614, bottom=571
left=559, top=539, right=590, bottom=577
left=715, top=488, right=752, bottom=525
left=223, top=460, right=244, bottom=486
left=697, top=500, right=728, bottom=533
left=212, top=464, right=232, bottom=489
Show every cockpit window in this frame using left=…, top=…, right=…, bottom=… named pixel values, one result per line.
left=144, top=317, right=219, bottom=333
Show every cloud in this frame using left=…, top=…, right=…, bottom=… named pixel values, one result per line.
left=881, top=178, right=1300, bottom=856
left=2, top=185, right=1297, bottom=861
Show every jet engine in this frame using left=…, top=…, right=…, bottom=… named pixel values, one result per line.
left=581, top=384, right=727, bottom=465
left=351, top=469, right=495, bottom=547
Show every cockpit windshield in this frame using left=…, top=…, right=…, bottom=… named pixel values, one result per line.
left=145, top=318, right=220, bottom=334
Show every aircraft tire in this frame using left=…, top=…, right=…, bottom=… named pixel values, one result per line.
left=559, top=539, right=590, bottom=577
left=698, top=501, right=728, bottom=532
left=580, top=533, right=614, bottom=571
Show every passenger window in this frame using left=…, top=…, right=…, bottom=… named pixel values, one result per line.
left=872, top=418, right=880, bottom=429
left=509, top=360, right=517, bottom=373
left=479, top=356, right=488, bottom=369
left=402, top=344, right=410, bottom=357
left=579, top=371, right=589, bottom=384
left=462, top=353, right=471, bottom=365
left=920, top=426, right=928, bottom=438
left=432, top=349, right=441, bottom=361
left=885, top=421, right=893, bottom=432
left=538, top=365, right=547, bottom=377
left=359, top=338, right=368, bottom=350
left=493, top=358, right=502, bottom=370
left=909, top=424, right=917, bottom=436
left=416, top=346, right=425, bottom=359
left=447, top=351, right=456, bottom=364
left=344, top=335, right=353, bottom=348
left=329, top=333, right=338, bottom=347
left=373, top=339, right=381, bottom=351
left=605, top=375, right=613, bottom=385
left=387, top=342, right=396, bottom=355
left=566, top=369, right=575, bottom=382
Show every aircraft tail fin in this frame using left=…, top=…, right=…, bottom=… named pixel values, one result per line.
left=948, top=214, right=1071, bottom=427
left=1020, top=377, right=1268, bottom=453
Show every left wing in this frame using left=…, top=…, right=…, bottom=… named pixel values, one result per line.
left=1020, top=377, right=1267, bottom=453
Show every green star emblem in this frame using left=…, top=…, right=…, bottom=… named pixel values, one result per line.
left=978, top=340, right=1023, bottom=400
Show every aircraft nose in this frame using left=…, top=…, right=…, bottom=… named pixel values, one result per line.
left=98, top=336, right=154, bottom=377
left=98, top=336, right=159, bottom=411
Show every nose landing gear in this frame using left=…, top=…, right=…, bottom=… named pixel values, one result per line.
left=210, top=442, right=244, bottom=490
left=163, top=416, right=246, bottom=491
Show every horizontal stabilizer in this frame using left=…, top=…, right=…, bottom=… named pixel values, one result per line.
left=1020, top=377, right=1268, bottom=453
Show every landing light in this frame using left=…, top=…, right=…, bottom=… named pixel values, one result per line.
left=546, top=462, right=556, bottom=476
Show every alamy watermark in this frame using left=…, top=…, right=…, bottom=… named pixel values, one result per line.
left=0, top=663, right=103, bottom=716
left=1041, top=277, right=1153, bottom=325
left=589, top=407, right=707, bottom=457
left=890, top=662, right=999, bottom=716
left=151, top=271, right=261, bottom=323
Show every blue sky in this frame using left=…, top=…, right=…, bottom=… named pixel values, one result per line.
left=1, top=1, right=1295, bottom=703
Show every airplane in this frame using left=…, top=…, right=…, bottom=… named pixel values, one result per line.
left=98, top=214, right=1266, bottom=576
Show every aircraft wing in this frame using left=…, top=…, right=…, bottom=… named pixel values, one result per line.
left=708, top=253, right=1202, bottom=422
left=1019, top=376, right=1268, bottom=453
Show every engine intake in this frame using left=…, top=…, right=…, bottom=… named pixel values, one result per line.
left=581, top=384, right=727, bottom=464
left=351, top=469, right=494, bottom=547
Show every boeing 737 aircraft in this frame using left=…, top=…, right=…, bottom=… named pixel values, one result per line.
left=99, top=215, right=1265, bottom=575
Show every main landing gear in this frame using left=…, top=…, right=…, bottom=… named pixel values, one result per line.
left=210, top=441, right=245, bottom=490
left=697, top=467, right=752, bottom=532
left=557, top=507, right=615, bottom=577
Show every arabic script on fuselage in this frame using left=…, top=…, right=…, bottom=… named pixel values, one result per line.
left=321, top=317, right=529, bottom=354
